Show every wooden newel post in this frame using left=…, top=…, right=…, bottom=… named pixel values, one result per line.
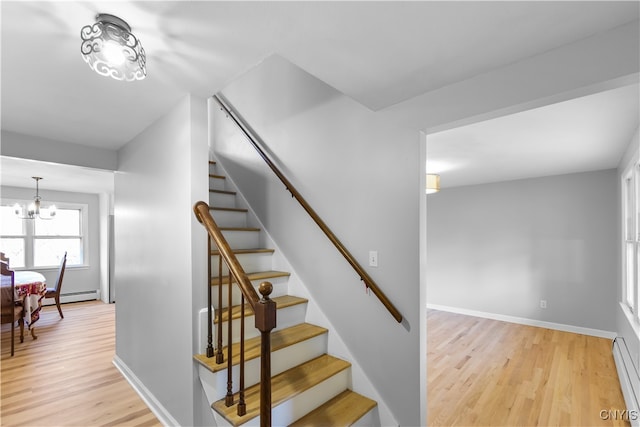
left=255, top=281, right=276, bottom=427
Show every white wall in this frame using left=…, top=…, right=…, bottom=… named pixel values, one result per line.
left=1, top=186, right=102, bottom=297
left=212, top=55, right=421, bottom=426
left=617, top=126, right=640, bottom=373
left=1, top=130, right=117, bottom=170
left=114, top=94, right=208, bottom=426
left=426, top=169, right=618, bottom=332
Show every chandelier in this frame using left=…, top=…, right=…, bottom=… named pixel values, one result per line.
left=14, top=177, right=56, bottom=220
left=80, top=13, right=146, bottom=81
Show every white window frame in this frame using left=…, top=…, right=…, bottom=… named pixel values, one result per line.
left=0, top=199, right=89, bottom=269
left=622, top=161, right=640, bottom=322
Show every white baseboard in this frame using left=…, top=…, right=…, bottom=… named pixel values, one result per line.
left=427, top=303, right=616, bottom=339
left=112, top=355, right=180, bottom=427
left=42, top=291, right=99, bottom=305
left=613, top=337, right=640, bottom=426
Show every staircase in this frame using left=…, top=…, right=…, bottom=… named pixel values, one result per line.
left=194, top=160, right=378, bottom=426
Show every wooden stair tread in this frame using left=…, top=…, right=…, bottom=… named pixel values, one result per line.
left=212, top=354, right=351, bottom=426
left=219, top=227, right=260, bottom=232
left=211, top=248, right=275, bottom=256
left=210, top=207, right=248, bottom=213
left=289, top=389, right=377, bottom=427
left=215, top=295, right=307, bottom=324
left=209, top=160, right=216, bottom=166
left=194, top=323, right=328, bottom=373
left=211, top=270, right=291, bottom=286
left=210, top=189, right=236, bottom=195
left=210, top=174, right=226, bottom=179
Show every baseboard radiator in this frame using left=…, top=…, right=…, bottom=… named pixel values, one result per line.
left=42, top=291, right=99, bottom=305
left=613, top=337, right=640, bottom=426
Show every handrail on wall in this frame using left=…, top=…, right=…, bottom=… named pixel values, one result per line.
left=212, top=93, right=403, bottom=323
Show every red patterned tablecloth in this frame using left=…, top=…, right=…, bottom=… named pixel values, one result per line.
left=14, top=271, right=46, bottom=327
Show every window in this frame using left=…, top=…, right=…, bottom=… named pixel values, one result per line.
left=0, top=202, right=87, bottom=268
left=623, top=162, right=640, bottom=319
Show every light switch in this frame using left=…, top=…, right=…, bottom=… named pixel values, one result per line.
left=369, top=251, right=378, bottom=267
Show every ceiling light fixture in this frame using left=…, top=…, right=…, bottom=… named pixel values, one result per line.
left=426, top=174, right=441, bottom=194
left=80, top=13, right=146, bottom=81
left=14, top=177, right=56, bottom=220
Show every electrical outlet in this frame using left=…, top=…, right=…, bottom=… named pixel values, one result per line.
left=540, top=299, right=547, bottom=309
left=369, top=250, right=378, bottom=267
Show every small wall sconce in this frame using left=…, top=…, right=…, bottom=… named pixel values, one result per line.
left=426, top=174, right=440, bottom=194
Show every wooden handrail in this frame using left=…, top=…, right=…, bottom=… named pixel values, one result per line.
left=194, top=201, right=260, bottom=307
left=194, top=201, right=277, bottom=331
left=193, top=201, right=276, bottom=427
left=213, top=94, right=403, bottom=323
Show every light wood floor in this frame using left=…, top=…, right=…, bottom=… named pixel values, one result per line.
left=1, top=301, right=160, bottom=427
left=428, top=309, right=629, bottom=426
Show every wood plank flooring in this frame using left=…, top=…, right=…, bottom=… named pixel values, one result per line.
left=1, top=301, right=160, bottom=427
left=428, top=309, right=630, bottom=426
left=4, top=302, right=628, bottom=426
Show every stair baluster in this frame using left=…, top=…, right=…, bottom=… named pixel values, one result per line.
left=206, top=237, right=214, bottom=358
left=216, top=254, right=224, bottom=364
left=237, top=294, right=247, bottom=416
left=225, top=271, right=234, bottom=407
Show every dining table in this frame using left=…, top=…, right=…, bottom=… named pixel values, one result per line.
left=14, top=270, right=47, bottom=340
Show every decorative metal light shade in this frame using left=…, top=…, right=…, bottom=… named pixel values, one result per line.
left=426, top=174, right=441, bottom=194
left=80, top=13, right=146, bottom=81
left=14, top=177, right=56, bottom=220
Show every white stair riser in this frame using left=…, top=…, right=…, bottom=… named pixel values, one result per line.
left=242, top=369, right=351, bottom=427
left=352, top=408, right=377, bottom=427
left=210, top=176, right=227, bottom=191
left=198, top=302, right=308, bottom=352
left=198, top=333, right=327, bottom=397
left=210, top=277, right=288, bottom=308
left=210, top=192, right=236, bottom=208
left=199, top=377, right=233, bottom=427
left=211, top=209, right=248, bottom=228
left=214, top=230, right=260, bottom=250
left=210, top=253, right=273, bottom=277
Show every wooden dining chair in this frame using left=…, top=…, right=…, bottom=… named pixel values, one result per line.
left=45, top=252, right=67, bottom=319
left=1, top=262, right=24, bottom=356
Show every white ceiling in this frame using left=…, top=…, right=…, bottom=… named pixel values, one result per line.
left=1, top=1, right=639, bottom=194
left=428, top=83, right=640, bottom=188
